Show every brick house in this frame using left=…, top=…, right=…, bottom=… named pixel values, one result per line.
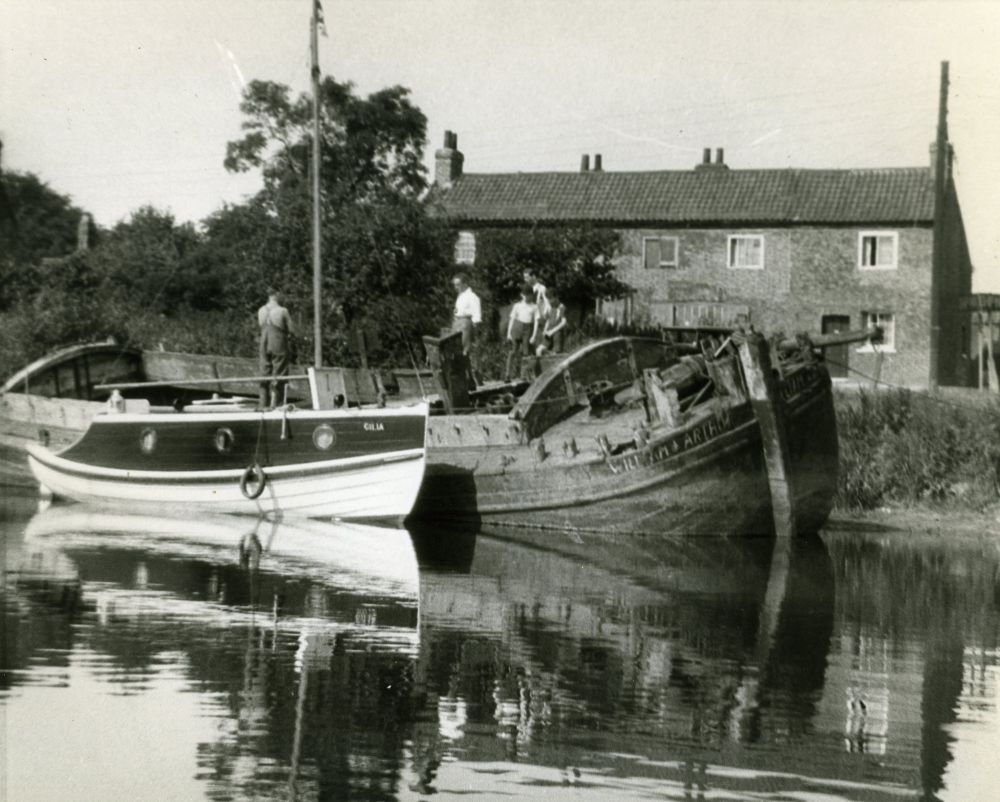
left=428, top=132, right=973, bottom=388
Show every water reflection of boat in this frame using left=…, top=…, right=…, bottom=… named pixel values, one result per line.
left=405, top=522, right=904, bottom=797
left=16, top=508, right=419, bottom=638
left=7, top=508, right=421, bottom=801
left=6, top=509, right=993, bottom=800
left=23, top=507, right=419, bottom=595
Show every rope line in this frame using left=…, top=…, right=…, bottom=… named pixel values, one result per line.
left=823, top=356, right=1000, bottom=415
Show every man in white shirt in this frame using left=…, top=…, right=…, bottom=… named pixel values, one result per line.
left=451, top=272, right=482, bottom=356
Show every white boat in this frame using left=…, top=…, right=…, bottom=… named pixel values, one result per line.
left=25, top=387, right=427, bottom=520
left=19, top=7, right=430, bottom=522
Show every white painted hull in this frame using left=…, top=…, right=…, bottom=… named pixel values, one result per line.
left=26, top=444, right=426, bottom=520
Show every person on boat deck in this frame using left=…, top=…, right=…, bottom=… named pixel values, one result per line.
left=258, top=288, right=293, bottom=408
left=522, top=269, right=551, bottom=318
left=505, top=283, right=539, bottom=382
left=451, top=272, right=482, bottom=357
left=538, top=290, right=567, bottom=354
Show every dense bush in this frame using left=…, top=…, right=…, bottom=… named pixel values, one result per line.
left=835, top=388, right=1000, bottom=511
left=0, top=301, right=253, bottom=383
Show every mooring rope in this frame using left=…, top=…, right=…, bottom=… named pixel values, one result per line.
left=822, top=356, right=1000, bottom=415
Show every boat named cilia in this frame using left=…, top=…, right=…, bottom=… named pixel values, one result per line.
left=25, top=369, right=428, bottom=520
left=21, top=0, right=428, bottom=521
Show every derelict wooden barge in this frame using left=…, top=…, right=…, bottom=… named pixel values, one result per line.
left=411, top=329, right=852, bottom=537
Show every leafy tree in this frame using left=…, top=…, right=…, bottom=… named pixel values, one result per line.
left=223, top=78, right=452, bottom=365
left=197, top=199, right=277, bottom=314
left=0, top=171, right=93, bottom=309
left=90, top=206, right=208, bottom=314
left=466, top=224, right=630, bottom=336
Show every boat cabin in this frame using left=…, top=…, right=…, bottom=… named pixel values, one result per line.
left=2, top=343, right=144, bottom=401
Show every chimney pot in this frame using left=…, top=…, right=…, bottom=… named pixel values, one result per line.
left=702, top=148, right=711, bottom=164
left=434, top=129, right=464, bottom=188
left=593, top=154, right=603, bottom=171
left=715, top=147, right=725, bottom=165
left=580, top=154, right=590, bottom=172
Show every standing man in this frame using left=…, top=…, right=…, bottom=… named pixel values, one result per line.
left=451, top=272, right=482, bottom=357
left=258, top=288, right=293, bottom=408
left=522, top=268, right=550, bottom=319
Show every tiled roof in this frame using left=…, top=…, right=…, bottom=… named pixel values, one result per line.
left=428, top=167, right=935, bottom=225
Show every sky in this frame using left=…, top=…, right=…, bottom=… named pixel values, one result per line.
left=3, top=0, right=1000, bottom=289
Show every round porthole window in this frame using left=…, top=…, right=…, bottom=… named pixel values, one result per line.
left=313, top=424, right=336, bottom=451
left=214, top=427, right=235, bottom=454
left=139, top=428, right=157, bottom=454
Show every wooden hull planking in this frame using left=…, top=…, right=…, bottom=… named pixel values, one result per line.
left=413, top=363, right=837, bottom=536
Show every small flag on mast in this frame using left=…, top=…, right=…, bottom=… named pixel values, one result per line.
left=314, top=0, right=328, bottom=37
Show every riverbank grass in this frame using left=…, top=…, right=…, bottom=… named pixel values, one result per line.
left=834, top=387, right=1000, bottom=511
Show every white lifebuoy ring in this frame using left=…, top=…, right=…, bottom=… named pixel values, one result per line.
left=240, top=463, right=266, bottom=500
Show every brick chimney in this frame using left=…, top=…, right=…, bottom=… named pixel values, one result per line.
left=695, top=146, right=729, bottom=171
left=434, top=130, right=464, bottom=188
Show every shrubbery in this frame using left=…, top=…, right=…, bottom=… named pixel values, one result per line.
left=835, top=388, right=1000, bottom=511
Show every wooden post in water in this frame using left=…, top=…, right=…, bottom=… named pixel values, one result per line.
left=737, top=332, right=797, bottom=539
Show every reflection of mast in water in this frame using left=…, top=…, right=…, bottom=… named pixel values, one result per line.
left=17, top=506, right=421, bottom=799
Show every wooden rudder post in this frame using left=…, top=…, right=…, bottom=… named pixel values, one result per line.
left=737, top=332, right=797, bottom=539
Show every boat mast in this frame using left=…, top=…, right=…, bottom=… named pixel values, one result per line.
left=310, top=0, right=323, bottom=367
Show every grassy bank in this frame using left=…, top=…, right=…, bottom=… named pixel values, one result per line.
left=834, top=386, right=1000, bottom=512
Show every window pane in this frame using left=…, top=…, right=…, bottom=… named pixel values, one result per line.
left=644, top=238, right=660, bottom=269
left=454, top=231, right=476, bottom=265
left=660, top=237, right=677, bottom=264
left=730, top=236, right=761, bottom=267
left=876, top=235, right=895, bottom=266
left=866, top=236, right=877, bottom=266
left=25, top=369, right=58, bottom=397
left=862, top=312, right=895, bottom=349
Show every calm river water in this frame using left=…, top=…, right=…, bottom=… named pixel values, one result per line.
left=2, top=489, right=998, bottom=802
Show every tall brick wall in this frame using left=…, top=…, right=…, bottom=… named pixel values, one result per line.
left=612, top=225, right=938, bottom=387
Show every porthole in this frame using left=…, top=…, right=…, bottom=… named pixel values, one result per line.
left=139, top=428, right=157, bottom=454
left=214, top=427, right=235, bottom=454
left=313, top=424, right=336, bottom=451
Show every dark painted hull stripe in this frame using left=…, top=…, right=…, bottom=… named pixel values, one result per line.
left=26, top=444, right=424, bottom=484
